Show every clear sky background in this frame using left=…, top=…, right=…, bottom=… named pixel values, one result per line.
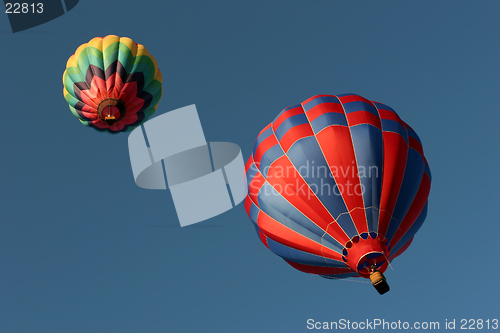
left=1, top=1, right=499, bottom=332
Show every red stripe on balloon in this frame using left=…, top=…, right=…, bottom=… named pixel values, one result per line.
left=346, top=111, right=382, bottom=129
left=244, top=195, right=252, bottom=215
left=113, top=70, right=124, bottom=95
left=389, top=237, right=413, bottom=261
left=119, top=81, right=138, bottom=105
left=408, top=135, right=424, bottom=156
left=79, top=87, right=98, bottom=109
left=378, top=132, right=409, bottom=236
left=248, top=172, right=265, bottom=207
left=378, top=108, right=406, bottom=127
left=258, top=230, right=270, bottom=249
left=90, top=76, right=107, bottom=101
left=81, top=110, right=98, bottom=119
left=279, top=123, right=314, bottom=153
left=265, top=156, right=343, bottom=238
left=105, top=72, right=116, bottom=96
left=257, top=211, right=343, bottom=262
left=92, top=119, right=107, bottom=129
left=257, top=123, right=272, bottom=137
left=253, top=134, right=279, bottom=166
left=337, top=94, right=372, bottom=104
left=126, top=98, right=146, bottom=114
left=315, top=126, right=368, bottom=234
left=244, top=155, right=254, bottom=173
left=109, top=121, right=125, bottom=132
left=389, top=173, right=431, bottom=248
left=120, top=113, right=139, bottom=125
left=272, top=105, right=304, bottom=131
left=305, top=101, right=344, bottom=123
left=302, top=94, right=335, bottom=105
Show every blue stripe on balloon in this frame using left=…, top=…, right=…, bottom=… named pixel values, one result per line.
left=257, top=182, right=344, bottom=252
left=343, top=101, right=379, bottom=117
left=405, top=124, right=422, bottom=145
left=266, top=238, right=345, bottom=267
left=245, top=162, right=260, bottom=188
left=385, top=149, right=425, bottom=241
left=286, top=136, right=358, bottom=238
left=249, top=201, right=260, bottom=227
left=253, top=126, right=274, bottom=158
left=372, top=102, right=396, bottom=113
left=310, top=112, right=348, bottom=133
left=302, top=96, right=340, bottom=112
left=274, top=113, right=309, bottom=141
left=381, top=119, right=409, bottom=144
left=273, top=104, right=302, bottom=122
left=349, top=124, right=384, bottom=232
left=258, top=144, right=284, bottom=178
left=424, top=161, right=432, bottom=181
left=252, top=127, right=273, bottom=160
left=390, top=203, right=428, bottom=255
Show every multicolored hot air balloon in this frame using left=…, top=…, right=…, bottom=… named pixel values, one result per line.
left=63, top=35, right=163, bottom=133
left=245, top=94, right=431, bottom=294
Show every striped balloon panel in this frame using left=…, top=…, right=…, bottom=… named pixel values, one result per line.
left=62, top=35, right=163, bottom=133
left=245, top=94, right=431, bottom=278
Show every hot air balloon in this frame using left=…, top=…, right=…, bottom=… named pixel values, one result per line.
left=245, top=94, right=431, bottom=294
left=63, top=35, right=162, bottom=133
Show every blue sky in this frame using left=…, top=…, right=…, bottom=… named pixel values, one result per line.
left=1, top=1, right=499, bottom=332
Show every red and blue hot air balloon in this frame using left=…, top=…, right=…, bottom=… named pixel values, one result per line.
left=245, top=94, right=431, bottom=294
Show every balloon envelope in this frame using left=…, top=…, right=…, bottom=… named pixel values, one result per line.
left=245, top=94, right=431, bottom=280
left=63, top=35, right=162, bottom=133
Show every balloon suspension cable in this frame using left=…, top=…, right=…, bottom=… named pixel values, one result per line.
left=383, top=252, right=394, bottom=271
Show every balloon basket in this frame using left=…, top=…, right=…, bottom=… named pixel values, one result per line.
left=369, top=270, right=390, bottom=295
